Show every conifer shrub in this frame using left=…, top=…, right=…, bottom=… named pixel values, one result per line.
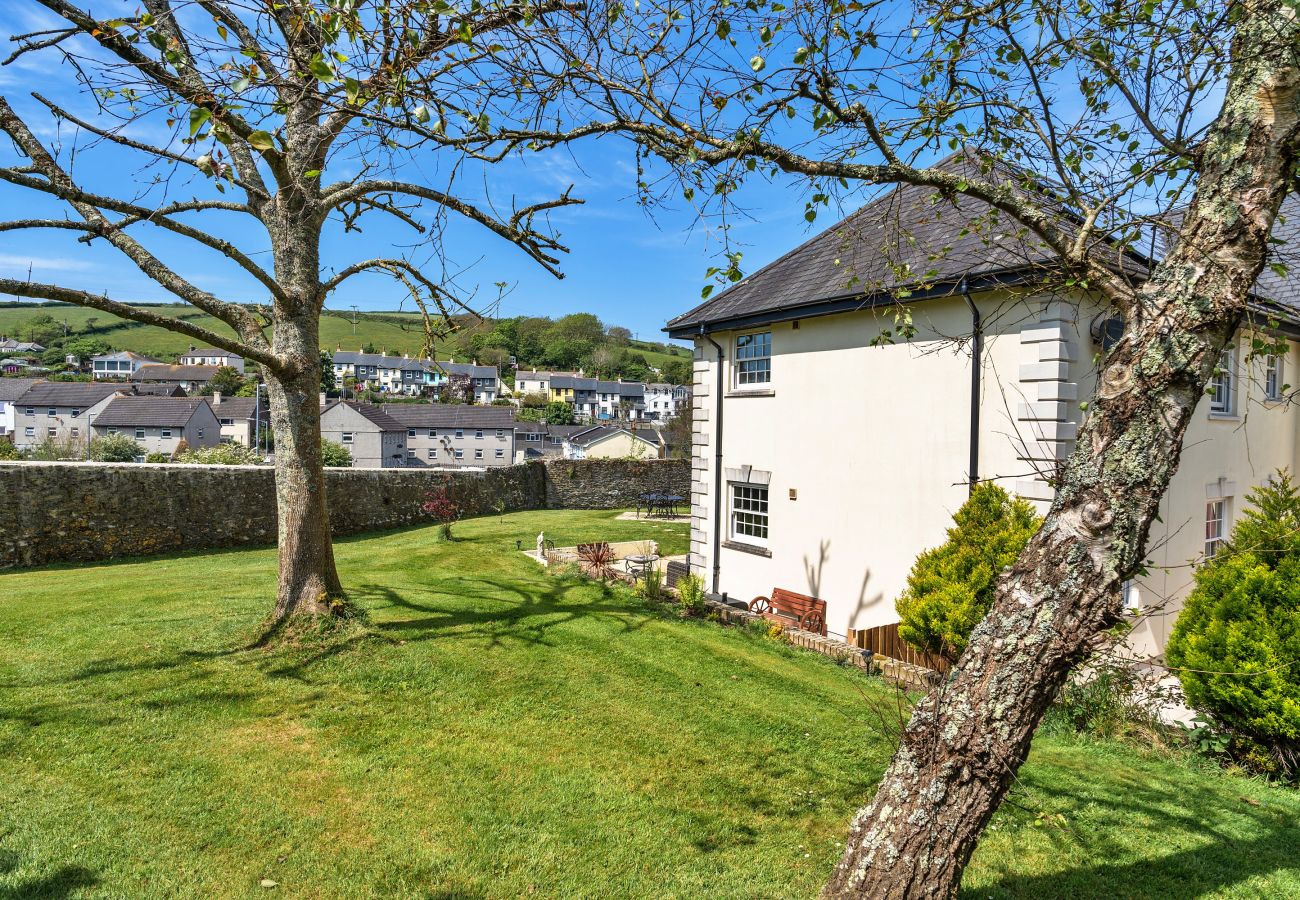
left=896, top=483, right=1041, bottom=662
left=1167, top=472, right=1300, bottom=779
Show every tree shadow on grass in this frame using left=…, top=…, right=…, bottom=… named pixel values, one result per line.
left=972, top=765, right=1300, bottom=898
left=0, top=847, right=98, bottom=900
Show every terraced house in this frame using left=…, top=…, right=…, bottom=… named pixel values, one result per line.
left=330, top=351, right=500, bottom=402
left=381, top=405, right=516, bottom=467
left=670, top=154, right=1300, bottom=658
left=10, top=381, right=128, bottom=450
left=91, top=397, right=221, bottom=458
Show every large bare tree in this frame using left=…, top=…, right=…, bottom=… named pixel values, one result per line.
left=460, top=0, right=1300, bottom=894
left=0, top=0, right=578, bottom=621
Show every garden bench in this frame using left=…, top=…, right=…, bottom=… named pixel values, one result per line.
left=749, top=588, right=828, bottom=636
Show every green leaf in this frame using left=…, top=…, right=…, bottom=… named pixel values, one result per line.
left=750, top=55, right=765, bottom=72
left=247, top=130, right=275, bottom=151
left=232, top=76, right=250, bottom=93
left=413, top=105, right=430, bottom=124
left=303, top=169, right=322, bottom=178
left=344, top=77, right=362, bottom=106
left=715, top=20, right=730, bottom=39
left=793, top=46, right=809, bottom=64
left=308, top=53, right=334, bottom=82
left=188, top=107, right=211, bottom=137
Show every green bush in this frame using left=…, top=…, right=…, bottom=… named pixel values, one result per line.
left=895, top=483, right=1041, bottom=662
left=0, top=439, right=19, bottom=460
left=676, top=573, right=707, bottom=617
left=86, top=433, right=141, bottom=462
left=174, top=443, right=265, bottom=465
left=1167, top=473, right=1300, bottom=779
left=145, top=452, right=171, bottom=463
left=321, top=439, right=353, bottom=467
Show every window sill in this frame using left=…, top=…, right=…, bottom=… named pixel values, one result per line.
left=722, top=540, right=772, bottom=558
left=725, top=388, right=775, bottom=399
left=1207, top=413, right=1241, bottom=422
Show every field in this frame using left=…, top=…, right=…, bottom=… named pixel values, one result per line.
left=2, top=509, right=1298, bottom=898
left=0, top=303, right=690, bottom=371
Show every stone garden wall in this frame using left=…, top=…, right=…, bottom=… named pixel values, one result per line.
left=0, top=458, right=689, bottom=569
left=542, top=458, right=691, bottom=509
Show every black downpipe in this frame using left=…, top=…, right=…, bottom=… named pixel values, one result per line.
left=962, top=279, right=982, bottom=494
left=703, top=329, right=725, bottom=594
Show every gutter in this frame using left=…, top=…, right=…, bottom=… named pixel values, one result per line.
left=962, top=278, right=981, bottom=494
left=703, top=327, right=725, bottom=594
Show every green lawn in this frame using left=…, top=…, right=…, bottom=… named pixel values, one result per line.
left=2, top=510, right=1297, bottom=899
left=0, top=303, right=689, bottom=370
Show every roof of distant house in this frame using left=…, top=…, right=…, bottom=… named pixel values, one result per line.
left=381, top=404, right=516, bottom=428
left=210, top=397, right=265, bottom=421
left=179, top=347, right=242, bottom=360
left=130, top=383, right=187, bottom=397
left=566, top=425, right=661, bottom=447
left=321, top=400, right=406, bottom=431
left=15, top=381, right=127, bottom=406
left=92, top=350, right=159, bottom=363
left=0, top=377, right=44, bottom=402
left=0, top=339, right=46, bottom=353
left=94, top=396, right=213, bottom=428
left=130, top=364, right=220, bottom=382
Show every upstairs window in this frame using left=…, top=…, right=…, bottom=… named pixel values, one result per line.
left=135, top=428, right=146, bottom=439
left=1265, top=354, right=1284, bottom=401
left=1209, top=348, right=1235, bottom=415
left=341, top=431, right=354, bottom=445
left=1205, top=499, right=1228, bottom=559
left=735, top=331, right=771, bottom=387
left=730, top=483, right=770, bottom=544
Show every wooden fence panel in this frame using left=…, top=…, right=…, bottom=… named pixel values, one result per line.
left=850, top=623, right=951, bottom=674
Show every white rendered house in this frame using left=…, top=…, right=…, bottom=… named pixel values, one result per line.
left=669, top=164, right=1300, bottom=659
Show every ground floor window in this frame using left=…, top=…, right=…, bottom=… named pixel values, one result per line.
left=729, top=483, right=770, bottom=544
left=1205, top=498, right=1228, bottom=559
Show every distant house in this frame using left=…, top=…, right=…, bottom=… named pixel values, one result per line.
left=319, top=401, right=407, bottom=468
left=0, top=377, right=44, bottom=438
left=0, top=358, right=42, bottom=375
left=0, top=339, right=46, bottom=354
left=130, top=383, right=188, bottom=398
left=330, top=351, right=501, bottom=402
left=563, top=425, right=663, bottom=460
left=433, top=361, right=500, bottom=404
left=513, top=422, right=588, bottom=461
left=130, top=363, right=220, bottom=391
left=644, top=383, right=691, bottom=422
left=91, top=350, right=159, bottom=380
left=10, top=381, right=130, bottom=449
left=92, top=397, right=221, bottom=459
left=381, top=404, right=516, bottom=467
left=178, top=346, right=245, bottom=373
left=209, top=394, right=268, bottom=447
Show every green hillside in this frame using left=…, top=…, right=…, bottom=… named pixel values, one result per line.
left=0, top=303, right=689, bottom=373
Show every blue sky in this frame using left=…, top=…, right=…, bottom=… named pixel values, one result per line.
left=0, top=2, right=856, bottom=346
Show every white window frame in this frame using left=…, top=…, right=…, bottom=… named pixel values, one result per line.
left=135, top=427, right=146, bottom=439
left=161, top=429, right=172, bottom=439
left=729, top=482, right=770, bottom=545
left=1264, top=354, right=1284, bottom=401
left=1209, top=348, right=1236, bottom=415
left=341, top=431, right=354, bottom=445
left=474, top=448, right=483, bottom=459
left=427, top=447, right=437, bottom=459
left=408, top=429, right=417, bottom=437
left=495, top=448, right=504, bottom=458
left=454, top=448, right=464, bottom=459
left=734, top=331, right=772, bottom=388
left=1205, top=498, right=1228, bottom=560
left=24, top=426, right=34, bottom=437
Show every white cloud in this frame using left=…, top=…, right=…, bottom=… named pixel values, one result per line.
left=0, top=253, right=99, bottom=273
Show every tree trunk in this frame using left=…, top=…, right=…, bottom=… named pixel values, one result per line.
left=825, top=6, right=1300, bottom=898
left=265, top=315, right=345, bottom=621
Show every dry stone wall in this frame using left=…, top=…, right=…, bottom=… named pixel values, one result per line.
left=0, top=458, right=688, bottom=568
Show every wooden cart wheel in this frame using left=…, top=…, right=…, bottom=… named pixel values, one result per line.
left=749, top=596, right=773, bottom=614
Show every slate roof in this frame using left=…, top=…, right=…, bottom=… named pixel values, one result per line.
left=130, top=364, right=220, bottom=383
left=381, top=404, right=516, bottom=428
left=437, top=361, right=499, bottom=380
left=179, top=348, right=242, bottom=360
left=567, top=425, right=662, bottom=447
left=91, top=350, right=158, bottom=363
left=130, top=383, right=187, bottom=397
left=332, top=351, right=427, bottom=371
left=0, top=377, right=43, bottom=401
left=665, top=150, right=1137, bottom=335
left=93, top=396, right=211, bottom=428
left=211, top=397, right=265, bottom=421
left=322, top=400, right=406, bottom=431
left=15, top=381, right=126, bottom=406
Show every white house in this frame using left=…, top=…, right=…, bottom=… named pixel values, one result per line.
left=562, top=425, right=662, bottom=459
left=644, top=383, right=691, bottom=422
left=178, top=346, right=245, bottom=373
left=91, top=350, right=159, bottom=380
left=668, top=157, right=1300, bottom=660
